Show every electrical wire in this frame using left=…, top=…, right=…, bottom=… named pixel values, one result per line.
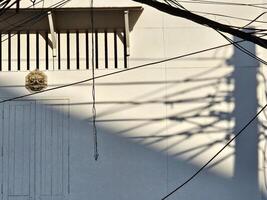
left=242, top=12, right=267, bottom=28
left=173, top=0, right=267, bottom=9
left=219, top=31, right=267, bottom=65
left=169, top=0, right=267, bottom=30
left=165, top=0, right=267, bottom=36
left=162, top=0, right=267, bottom=34
left=166, top=0, right=267, bottom=66
left=163, top=0, right=266, bottom=41
left=165, top=0, right=267, bottom=69
left=191, top=10, right=267, bottom=25
left=161, top=103, right=267, bottom=199
left=182, top=0, right=267, bottom=6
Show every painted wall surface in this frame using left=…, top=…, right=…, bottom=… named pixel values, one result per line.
left=0, top=0, right=266, bottom=199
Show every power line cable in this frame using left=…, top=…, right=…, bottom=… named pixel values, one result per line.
left=242, top=12, right=267, bottom=28
left=164, top=0, right=267, bottom=28
left=168, top=0, right=267, bottom=66
left=191, top=10, right=267, bottom=25
left=219, top=31, right=267, bottom=64
left=168, top=0, right=267, bottom=68
left=170, top=0, right=267, bottom=30
left=174, top=0, right=267, bottom=9
left=161, top=103, right=267, bottom=199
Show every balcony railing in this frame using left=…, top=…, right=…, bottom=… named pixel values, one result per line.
left=0, top=7, right=143, bottom=71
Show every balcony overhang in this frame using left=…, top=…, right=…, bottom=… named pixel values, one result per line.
left=0, top=7, right=143, bottom=33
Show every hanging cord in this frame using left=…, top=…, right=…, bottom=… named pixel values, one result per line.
left=30, top=0, right=44, bottom=8
left=90, top=0, right=99, bottom=161
left=30, top=0, right=36, bottom=7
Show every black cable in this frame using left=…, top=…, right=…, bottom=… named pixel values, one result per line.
left=219, top=31, right=267, bottom=65
left=191, top=10, right=267, bottom=25
left=213, top=10, right=267, bottom=67
left=174, top=0, right=267, bottom=9
left=169, top=0, right=267, bottom=31
left=161, top=102, right=267, bottom=199
left=164, top=0, right=186, bottom=9
left=167, top=1, right=267, bottom=68
left=242, top=12, right=267, bottom=28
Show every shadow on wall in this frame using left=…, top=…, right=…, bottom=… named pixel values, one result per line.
left=227, top=35, right=260, bottom=200
left=0, top=35, right=264, bottom=200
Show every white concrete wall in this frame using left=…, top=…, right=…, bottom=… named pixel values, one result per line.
left=1, top=0, right=267, bottom=199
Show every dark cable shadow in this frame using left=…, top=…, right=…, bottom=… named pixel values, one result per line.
left=227, top=33, right=260, bottom=199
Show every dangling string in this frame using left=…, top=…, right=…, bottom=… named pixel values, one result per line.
left=90, top=0, right=99, bottom=161
left=30, top=0, right=36, bottom=7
